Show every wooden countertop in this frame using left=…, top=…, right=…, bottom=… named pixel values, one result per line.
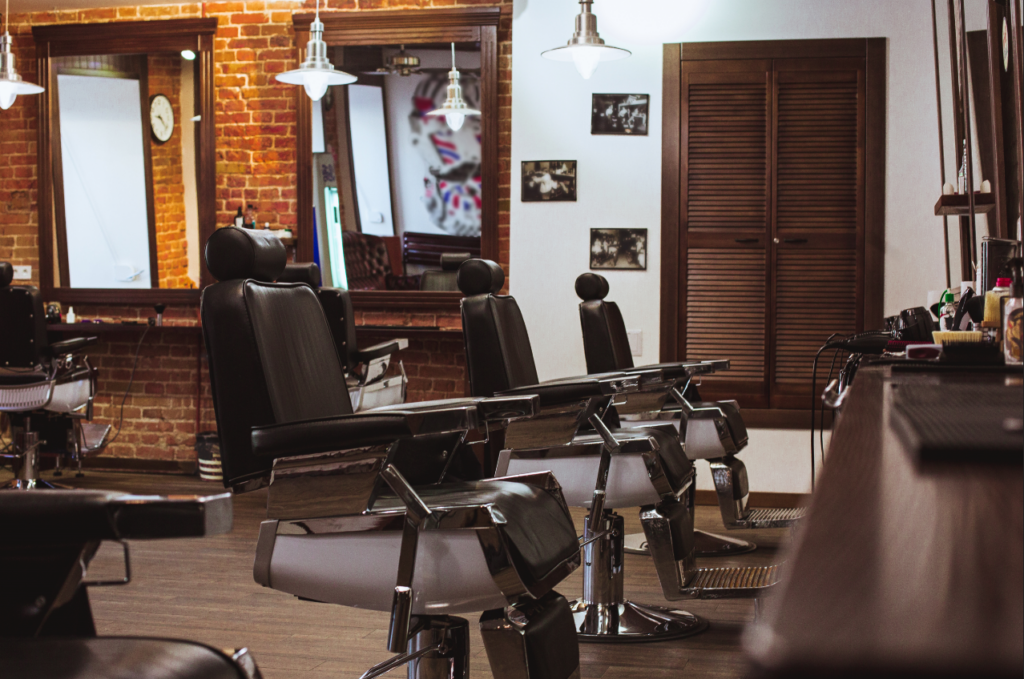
left=746, top=365, right=1023, bottom=678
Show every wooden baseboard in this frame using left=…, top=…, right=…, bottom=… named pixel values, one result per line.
left=82, top=457, right=197, bottom=476
left=695, top=489, right=809, bottom=508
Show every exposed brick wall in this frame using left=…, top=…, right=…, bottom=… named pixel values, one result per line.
left=0, top=1, right=510, bottom=461
left=148, top=54, right=193, bottom=288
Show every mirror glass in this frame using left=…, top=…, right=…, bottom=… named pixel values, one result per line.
left=312, top=43, right=483, bottom=290
left=51, top=51, right=200, bottom=289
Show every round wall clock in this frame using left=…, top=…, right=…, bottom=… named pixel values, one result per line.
left=149, top=93, right=174, bottom=144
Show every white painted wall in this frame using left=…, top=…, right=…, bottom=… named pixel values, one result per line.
left=510, top=0, right=989, bottom=493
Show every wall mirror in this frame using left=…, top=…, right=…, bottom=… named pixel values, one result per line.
left=934, top=0, right=1023, bottom=286
left=34, top=19, right=217, bottom=304
left=293, top=9, right=499, bottom=306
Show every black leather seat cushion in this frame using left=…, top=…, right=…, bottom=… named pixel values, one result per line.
left=0, top=372, right=51, bottom=385
left=1, top=637, right=245, bottom=679
left=375, top=480, right=579, bottom=584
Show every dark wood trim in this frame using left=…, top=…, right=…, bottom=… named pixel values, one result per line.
left=659, top=43, right=681, bottom=361
left=45, top=288, right=201, bottom=305
left=695, top=489, right=809, bottom=508
left=864, top=37, right=887, bottom=331
left=678, top=38, right=868, bottom=62
left=81, top=456, right=197, bottom=475
left=348, top=289, right=462, bottom=309
left=294, top=8, right=501, bottom=307
left=139, top=58, right=160, bottom=289
left=356, top=325, right=463, bottom=337
left=33, top=18, right=219, bottom=302
left=48, top=322, right=201, bottom=334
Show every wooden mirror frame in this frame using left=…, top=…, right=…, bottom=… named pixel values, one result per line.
left=33, top=18, right=218, bottom=304
left=293, top=8, right=500, bottom=309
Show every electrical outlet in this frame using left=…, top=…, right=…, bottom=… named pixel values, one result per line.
left=626, top=329, right=643, bottom=357
left=12, top=265, right=32, bottom=280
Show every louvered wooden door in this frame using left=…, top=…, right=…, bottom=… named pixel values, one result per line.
left=679, top=57, right=866, bottom=409
left=681, top=61, right=772, bottom=406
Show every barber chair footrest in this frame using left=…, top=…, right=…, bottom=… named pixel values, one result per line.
left=623, top=530, right=757, bottom=557
left=680, top=564, right=780, bottom=599
left=728, top=507, right=805, bottom=529
left=569, top=601, right=707, bottom=643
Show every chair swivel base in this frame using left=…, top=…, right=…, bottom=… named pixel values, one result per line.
left=570, top=600, right=707, bottom=643
left=623, top=530, right=756, bottom=557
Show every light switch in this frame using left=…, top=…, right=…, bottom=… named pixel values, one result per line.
left=626, top=329, right=642, bottom=357
left=12, top=265, right=31, bottom=280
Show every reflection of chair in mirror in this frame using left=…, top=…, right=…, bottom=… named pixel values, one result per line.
left=420, top=252, right=473, bottom=291
left=457, top=259, right=782, bottom=643
left=202, top=229, right=585, bottom=679
left=342, top=231, right=421, bottom=290
left=0, top=488, right=263, bottom=679
left=574, top=273, right=806, bottom=541
left=0, top=263, right=109, bottom=489
left=277, top=259, right=409, bottom=411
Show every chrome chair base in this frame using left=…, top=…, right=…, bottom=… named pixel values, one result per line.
left=623, top=530, right=756, bottom=557
left=570, top=601, right=707, bottom=643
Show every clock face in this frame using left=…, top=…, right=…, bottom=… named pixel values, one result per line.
left=150, top=94, right=174, bottom=143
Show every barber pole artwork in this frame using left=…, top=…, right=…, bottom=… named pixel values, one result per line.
left=411, top=72, right=482, bottom=237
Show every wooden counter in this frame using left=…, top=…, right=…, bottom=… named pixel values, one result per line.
left=746, top=364, right=1023, bottom=678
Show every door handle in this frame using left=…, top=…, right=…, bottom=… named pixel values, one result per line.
left=734, top=238, right=759, bottom=244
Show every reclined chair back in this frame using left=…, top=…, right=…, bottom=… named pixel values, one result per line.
left=457, top=259, right=541, bottom=397
left=0, top=262, right=49, bottom=369
left=277, top=262, right=359, bottom=374
left=201, top=228, right=357, bottom=489
left=574, top=273, right=634, bottom=374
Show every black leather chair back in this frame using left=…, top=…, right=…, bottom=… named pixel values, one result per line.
left=277, top=262, right=322, bottom=287
left=0, top=262, right=48, bottom=369
left=457, top=259, right=540, bottom=397
left=201, top=228, right=354, bottom=488
left=575, top=273, right=634, bottom=374
left=420, top=252, right=472, bottom=292
left=274, top=262, right=358, bottom=373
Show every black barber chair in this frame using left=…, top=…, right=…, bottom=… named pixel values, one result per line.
left=0, top=262, right=109, bottom=489
left=202, top=228, right=584, bottom=679
left=575, top=273, right=805, bottom=553
left=278, top=261, right=409, bottom=411
left=0, top=489, right=263, bottom=679
left=457, top=259, right=781, bottom=643
left=420, top=252, right=473, bottom=291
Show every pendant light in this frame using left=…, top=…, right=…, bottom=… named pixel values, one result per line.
left=542, top=0, right=630, bottom=80
left=276, top=0, right=356, bottom=102
left=0, top=0, right=44, bottom=111
left=427, top=43, right=480, bottom=132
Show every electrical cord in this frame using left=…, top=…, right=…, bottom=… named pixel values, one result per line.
left=821, top=347, right=844, bottom=466
left=810, top=333, right=846, bottom=492
left=105, top=325, right=151, bottom=446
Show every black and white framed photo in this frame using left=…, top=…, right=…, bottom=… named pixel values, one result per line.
left=591, top=94, right=649, bottom=136
left=522, top=160, right=577, bottom=202
left=590, top=229, right=647, bottom=270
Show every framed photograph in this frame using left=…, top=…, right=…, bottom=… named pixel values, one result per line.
left=590, top=229, right=647, bottom=270
left=591, top=94, right=649, bottom=136
left=522, top=160, right=577, bottom=202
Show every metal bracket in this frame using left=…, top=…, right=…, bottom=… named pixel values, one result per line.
left=84, top=541, right=132, bottom=587
left=585, top=414, right=620, bottom=542
left=359, top=642, right=442, bottom=679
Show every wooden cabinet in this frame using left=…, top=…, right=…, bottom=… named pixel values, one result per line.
left=664, top=40, right=885, bottom=412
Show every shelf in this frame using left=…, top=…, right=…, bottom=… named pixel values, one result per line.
left=47, top=323, right=202, bottom=334
left=934, top=193, right=996, bottom=216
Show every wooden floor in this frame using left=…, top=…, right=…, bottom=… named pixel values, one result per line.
left=9, top=469, right=791, bottom=678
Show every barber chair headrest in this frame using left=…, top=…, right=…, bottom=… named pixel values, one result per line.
left=0, top=262, right=12, bottom=288
left=575, top=273, right=609, bottom=301
left=205, top=227, right=287, bottom=283
left=441, top=252, right=472, bottom=271
left=277, top=262, right=322, bottom=287
left=457, top=258, right=505, bottom=296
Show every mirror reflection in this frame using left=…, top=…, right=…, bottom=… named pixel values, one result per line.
left=312, top=43, right=483, bottom=291
left=52, top=51, right=200, bottom=289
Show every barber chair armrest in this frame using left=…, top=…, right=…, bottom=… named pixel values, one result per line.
left=623, top=361, right=715, bottom=382
left=354, top=338, right=410, bottom=364
left=497, top=372, right=640, bottom=407
left=371, top=394, right=539, bottom=424
left=46, top=336, right=97, bottom=356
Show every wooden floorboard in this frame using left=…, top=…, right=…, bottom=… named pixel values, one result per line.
left=7, top=469, right=791, bottom=678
